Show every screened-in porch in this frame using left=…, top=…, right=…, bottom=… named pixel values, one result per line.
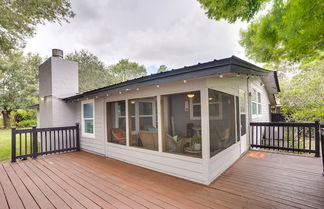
left=105, top=87, right=244, bottom=159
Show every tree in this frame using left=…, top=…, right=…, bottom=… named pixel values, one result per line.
left=198, top=0, right=269, bottom=22
left=198, top=0, right=324, bottom=64
left=109, top=59, right=147, bottom=82
left=0, top=52, right=42, bottom=128
left=240, top=0, right=323, bottom=64
left=276, top=55, right=324, bottom=121
left=0, top=0, right=74, bottom=54
left=157, top=65, right=168, bottom=73
left=65, top=50, right=113, bottom=92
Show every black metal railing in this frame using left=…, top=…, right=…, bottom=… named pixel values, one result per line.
left=11, top=123, right=80, bottom=162
left=250, top=120, right=321, bottom=157
left=321, top=125, right=324, bottom=176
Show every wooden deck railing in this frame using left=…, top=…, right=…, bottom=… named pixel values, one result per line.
left=11, top=123, right=80, bottom=162
left=250, top=120, right=321, bottom=157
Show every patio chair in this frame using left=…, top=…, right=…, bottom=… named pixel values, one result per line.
left=112, top=128, right=126, bottom=144
left=166, top=135, right=189, bottom=153
left=138, top=131, right=158, bottom=150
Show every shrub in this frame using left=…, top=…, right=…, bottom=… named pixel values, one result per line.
left=17, top=119, right=36, bottom=128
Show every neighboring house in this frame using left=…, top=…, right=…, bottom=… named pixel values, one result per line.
left=35, top=49, right=280, bottom=185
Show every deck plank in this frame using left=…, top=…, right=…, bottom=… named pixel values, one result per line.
left=3, top=163, right=40, bottom=209
left=1, top=150, right=323, bottom=209
left=0, top=164, right=24, bottom=209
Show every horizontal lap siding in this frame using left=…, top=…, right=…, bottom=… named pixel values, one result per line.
left=208, top=143, right=240, bottom=183
left=107, top=144, right=205, bottom=184
left=78, top=98, right=105, bottom=155
left=250, top=78, right=271, bottom=123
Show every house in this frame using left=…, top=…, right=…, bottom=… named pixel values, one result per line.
left=36, top=49, right=279, bottom=185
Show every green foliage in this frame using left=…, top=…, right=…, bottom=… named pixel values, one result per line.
left=240, top=0, right=324, bottom=63
left=12, top=109, right=36, bottom=123
left=157, top=65, right=168, bottom=73
left=0, top=0, right=74, bottom=53
left=109, top=59, right=147, bottom=82
left=65, top=50, right=114, bottom=92
left=16, top=119, right=37, bottom=128
left=198, top=0, right=269, bottom=22
left=0, top=51, right=41, bottom=128
left=277, top=56, right=324, bottom=122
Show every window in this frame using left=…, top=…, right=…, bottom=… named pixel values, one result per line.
left=189, top=91, right=201, bottom=120
left=82, top=100, right=95, bottom=137
left=251, top=89, right=262, bottom=116
left=107, top=101, right=126, bottom=145
left=239, top=90, right=246, bottom=136
left=129, top=97, right=158, bottom=151
left=162, top=91, right=202, bottom=158
left=209, top=89, right=236, bottom=157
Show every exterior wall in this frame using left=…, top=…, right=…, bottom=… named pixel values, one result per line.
left=39, top=57, right=78, bottom=128
left=74, top=75, right=273, bottom=185
left=207, top=76, right=250, bottom=183
left=77, top=78, right=208, bottom=183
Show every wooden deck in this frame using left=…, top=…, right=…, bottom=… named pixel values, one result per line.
left=0, top=151, right=323, bottom=209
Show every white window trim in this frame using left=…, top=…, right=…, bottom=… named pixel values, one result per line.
left=251, top=88, right=262, bottom=117
left=190, top=92, right=222, bottom=120
left=124, top=98, right=157, bottom=133
left=81, top=99, right=95, bottom=138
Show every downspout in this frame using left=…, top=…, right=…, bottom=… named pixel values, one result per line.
left=247, top=76, right=252, bottom=150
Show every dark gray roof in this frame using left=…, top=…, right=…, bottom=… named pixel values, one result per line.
left=63, top=56, right=280, bottom=103
left=26, top=104, right=39, bottom=109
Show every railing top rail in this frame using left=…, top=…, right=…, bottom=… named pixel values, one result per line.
left=36, top=126, right=77, bottom=132
left=250, top=122, right=316, bottom=127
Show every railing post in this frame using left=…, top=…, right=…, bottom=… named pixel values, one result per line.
left=32, top=126, right=38, bottom=159
left=320, top=126, right=324, bottom=176
left=76, top=123, right=80, bottom=151
left=11, top=127, right=16, bottom=162
left=315, top=119, right=320, bottom=157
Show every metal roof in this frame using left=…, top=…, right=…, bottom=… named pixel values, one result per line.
left=63, top=56, right=280, bottom=103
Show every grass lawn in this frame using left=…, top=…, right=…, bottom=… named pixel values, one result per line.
left=0, top=128, right=34, bottom=163
left=0, top=129, right=11, bottom=162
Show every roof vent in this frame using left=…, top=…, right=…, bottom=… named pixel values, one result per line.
left=52, top=49, right=63, bottom=58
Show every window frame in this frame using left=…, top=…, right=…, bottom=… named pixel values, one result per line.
left=251, top=88, right=262, bottom=116
left=81, top=99, right=95, bottom=138
left=189, top=91, right=222, bottom=120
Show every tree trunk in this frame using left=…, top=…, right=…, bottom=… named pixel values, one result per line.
left=2, top=110, right=11, bottom=129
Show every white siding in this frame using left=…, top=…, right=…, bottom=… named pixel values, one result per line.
left=73, top=75, right=274, bottom=185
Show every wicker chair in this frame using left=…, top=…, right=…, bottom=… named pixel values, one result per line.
left=138, top=131, right=158, bottom=150
left=166, top=135, right=190, bottom=153
left=112, top=128, right=126, bottom=144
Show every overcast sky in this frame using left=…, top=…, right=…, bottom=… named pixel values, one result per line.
left=25, top=0, right=248, bottom=74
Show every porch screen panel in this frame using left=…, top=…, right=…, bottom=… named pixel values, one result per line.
left=209, top=89, right=236, bottom=157
left=128, top=97, right=158, bottom=151
left=161, top=91, right=202, bottom=158
left=107, top=101, right=126, bottom=145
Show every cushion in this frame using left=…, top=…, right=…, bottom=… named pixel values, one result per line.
left=173, top=135, right=178, bottom=142
left=114, top=131, right=124, bottom=139
left=148, top=128, right=158, bottom=132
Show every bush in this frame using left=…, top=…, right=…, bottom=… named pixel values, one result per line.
left=13, top=109, right=36, bottom=123
left=17, top=119, right=36, bottom=128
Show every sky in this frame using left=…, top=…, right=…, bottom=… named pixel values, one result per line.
left=25, top=0, right=248, bottom=74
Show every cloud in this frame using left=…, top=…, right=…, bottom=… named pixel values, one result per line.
left=24, top=0, right=248, bottom=73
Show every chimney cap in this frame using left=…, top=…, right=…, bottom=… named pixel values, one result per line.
left=52, top=49, right=63, bottom=58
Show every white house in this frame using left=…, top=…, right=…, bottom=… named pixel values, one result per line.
left=36, top=49, right=280, bottom=185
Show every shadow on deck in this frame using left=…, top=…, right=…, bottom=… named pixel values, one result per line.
left=0, top=150, right=323, bottom=209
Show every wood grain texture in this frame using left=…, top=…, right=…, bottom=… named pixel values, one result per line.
left=0, top=150, right=322, bottom=209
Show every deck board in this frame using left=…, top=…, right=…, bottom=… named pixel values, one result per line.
left=0, top=150, right=323, bottom=209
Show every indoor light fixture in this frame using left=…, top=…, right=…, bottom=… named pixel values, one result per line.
left=183, top=80, right=187, bottom=83
left=131, top=101, right=135, bottom=104
left=156, top=85, right=160, bottom=88
left=187, top=93, right=195, bottom=98
left=208, top=97, right=213, bottom=101
left=119, top=91, right=122, bottom=94
left=136, top=88, right=139, bottom=91
left=219, top=74, right=223, bottom=78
